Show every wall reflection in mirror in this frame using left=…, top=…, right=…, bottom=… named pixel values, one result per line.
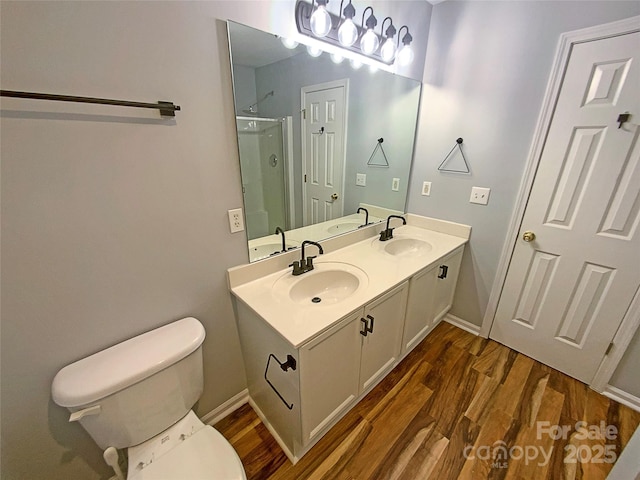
left=228, top=21, right=422, bottom=262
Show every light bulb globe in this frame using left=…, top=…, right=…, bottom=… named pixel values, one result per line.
left=338, top=19, right=358, bottom=47
left=280, top=37, right=299, bottom=50
left=397, top=44, right=414, bottom=66
left=306, top=45, right=323, bottom=57
left=350, top=59, right=363, bottom=70
left=310, top=6, right=332, bottom=37
left=330, top=53, right=344, bottom=64
left=380, top=38, right=396, bottom=62
left=360, top=29, right=379, bottom=55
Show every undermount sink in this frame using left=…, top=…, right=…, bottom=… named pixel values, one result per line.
left=327, top=222, right=362, bottom=234
left=273, top=262, right=368, bottom=305
left=373, top=236, right=432, bottom=257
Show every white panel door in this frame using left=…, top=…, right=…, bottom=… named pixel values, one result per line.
left=491, top=32, right=640, bottom=383
left=302, top=81, right=347, bottom=225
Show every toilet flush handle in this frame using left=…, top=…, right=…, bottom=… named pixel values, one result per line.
left=69, top=404, right=101, bottom=422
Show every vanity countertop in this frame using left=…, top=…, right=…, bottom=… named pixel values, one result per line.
left=229, top=215, right=470, bottom=348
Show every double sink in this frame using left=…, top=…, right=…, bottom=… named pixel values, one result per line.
left=272, top=235, right=432, bottom=306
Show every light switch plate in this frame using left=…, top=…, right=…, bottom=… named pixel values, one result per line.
left=392, top=178, right=400, bottom=191
left=228, top=208, right=245, bottom=233
left=422, top=181, right=431, bottom=196
left=470, top=187, right=491, bottom=205
left=356, top=173, right=366, bottom=187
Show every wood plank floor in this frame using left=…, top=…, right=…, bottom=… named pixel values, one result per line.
left=215, top=322, right=640, bottom=479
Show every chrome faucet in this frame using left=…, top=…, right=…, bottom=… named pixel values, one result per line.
left=357, top=207, right=369, bottom=228
left=379, top=215, right=406, bottom=241
left=275, top=226, right=286, bottom=253
left=290, top=240, right=324, bottom=276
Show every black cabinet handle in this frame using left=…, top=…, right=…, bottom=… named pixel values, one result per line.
left=438, top=265, right=449, bottom=279
left=360, top=317, right=368, bottom=336
left=366, top=314, right=375, bottom=333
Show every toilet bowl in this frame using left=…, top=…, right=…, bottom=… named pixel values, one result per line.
left=51, top=317, right=247, bottom=480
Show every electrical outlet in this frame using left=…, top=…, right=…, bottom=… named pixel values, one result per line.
left=422, top=181, right=431, bottom=196
left=470, top=187, right=491, bottom=205
left=356, top=173, right=366, bottom=186
left=228, top=208, right=245, bottom=233
left=392, top=178, right=400, bottom=191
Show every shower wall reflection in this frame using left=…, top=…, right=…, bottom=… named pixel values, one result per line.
left=236, top=116, right=293, bottom=240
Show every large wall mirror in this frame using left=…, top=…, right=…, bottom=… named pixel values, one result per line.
left=227, top=21, right=422, bottom=262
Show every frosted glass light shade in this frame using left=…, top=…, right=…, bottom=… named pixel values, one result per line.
left=307, top=45, right=323, bottom=57
left=380, top=38, right=396, bottom=62
left=360, top=29, right=379, bottom=55
left=397, top=44, right=414, bottom=66
left=338, top=19, right=358, bottom=47
left=310, top=6, right=332, bottom=37
left=280, top=37, right=299, bottom=49
left=330, top=53, right=344, bottom=64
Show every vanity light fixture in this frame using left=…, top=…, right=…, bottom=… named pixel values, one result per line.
left=359, top=7, right=379, bottom=55
left=379, top=17, right=397, bottom=62
left=294, top=0, right=415, bottom=66
left=337, top=1, right=358, bottom=47
left=310, top=0, right=332, bottom=37
left=396, top=25, right=414, bottom=66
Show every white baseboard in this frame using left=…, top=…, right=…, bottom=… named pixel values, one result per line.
left=444, top=313, right=481, bottom=336
left=603, top=385, right=640, bottom=413
left=201, top=389, right=249, bottom=426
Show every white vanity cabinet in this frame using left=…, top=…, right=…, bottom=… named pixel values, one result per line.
left=229, top=217, right=470, bottom=464
left=236, top=281, right=410, bottom=460
left=402, top=246, right=464, bottom=354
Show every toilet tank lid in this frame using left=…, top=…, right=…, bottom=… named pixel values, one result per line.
left=51, top=317, right=206, bottom=408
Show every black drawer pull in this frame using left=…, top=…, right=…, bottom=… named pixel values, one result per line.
left=360, top=317, right=368, bottom=336
left=366, top=314, right=375, bottom=333
left=438, top=265, right=448, bottom=279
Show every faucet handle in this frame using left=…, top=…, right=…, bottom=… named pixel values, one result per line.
left=289, top=260, right=304, bottom=275
left=305, top=256, right=317, bottom=269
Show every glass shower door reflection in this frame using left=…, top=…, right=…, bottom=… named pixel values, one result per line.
left=236, top=117, right=290, bottom=241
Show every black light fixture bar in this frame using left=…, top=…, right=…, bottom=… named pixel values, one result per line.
left=0, top=90, right=181, bottom=117
left=294, top=0, right=392, bottom=65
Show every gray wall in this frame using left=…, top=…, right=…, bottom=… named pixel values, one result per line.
left=406, top=0, right=640, bottom=403
left=407, top=0, right=640, bottom=327
left=0, top=1, right=430, bottom=479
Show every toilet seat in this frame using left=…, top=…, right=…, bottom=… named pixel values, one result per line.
left=127, top=411, right=246, bottom=480
left=128, top=426, right=246, bottom=480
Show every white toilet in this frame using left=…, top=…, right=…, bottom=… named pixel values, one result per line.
left=51, top=317, right=247, bottom=480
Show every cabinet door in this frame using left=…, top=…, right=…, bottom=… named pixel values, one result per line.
left=432, top=247, right=464, bottom=325
left=359, top=282, right=409, bottom=394
left=402, top=264, right=438, bottom=354
left=299, top=310, right=362, bottom=445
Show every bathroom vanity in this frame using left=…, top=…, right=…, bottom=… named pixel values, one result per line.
left=228, top=214, right=470, bottom=463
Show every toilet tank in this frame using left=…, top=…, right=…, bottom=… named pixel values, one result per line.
left=52, top=317, right=206, bottom=449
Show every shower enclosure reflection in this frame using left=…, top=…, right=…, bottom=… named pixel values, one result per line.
left=236, top=116, right=293, bottom=240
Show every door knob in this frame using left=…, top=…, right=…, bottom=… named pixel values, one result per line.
left=331, top=193, right=339, bottom=201
left=522, top=231, right=536, bottom=242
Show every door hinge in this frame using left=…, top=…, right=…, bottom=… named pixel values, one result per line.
left=302, top=108, right=306, bottom=119
left=605, top=342, right=614, bottom=356
left=304, top=174, right=307, bottom=183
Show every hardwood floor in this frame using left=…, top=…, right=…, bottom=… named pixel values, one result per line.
left=215, top=322, right=640, bottom=479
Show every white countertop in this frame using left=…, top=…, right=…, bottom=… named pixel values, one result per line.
left=229, top=215, right=470, bottom=348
